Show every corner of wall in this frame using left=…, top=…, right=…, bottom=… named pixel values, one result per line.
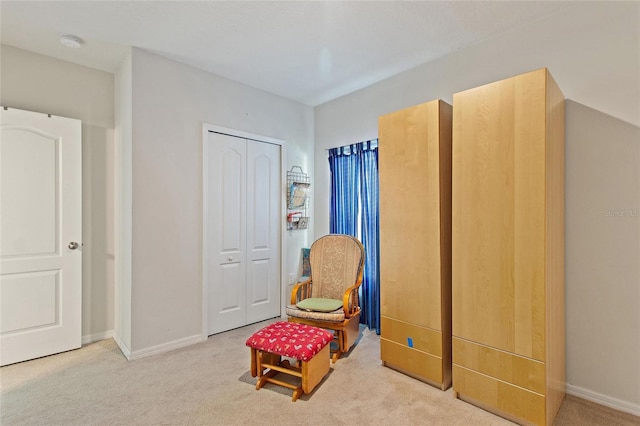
left=114, top=48, right=133, bottom=351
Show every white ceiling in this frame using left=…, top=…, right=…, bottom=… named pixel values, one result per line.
left=0, top=1, right=583, bottom=106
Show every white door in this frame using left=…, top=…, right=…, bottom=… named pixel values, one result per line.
left=207, top=133, right=247, bottom=333
left=245, top=140, right=280, bottom=324
left=0, top=107, right=82, bottom=366
left=205, top=131, right=280, bottom=334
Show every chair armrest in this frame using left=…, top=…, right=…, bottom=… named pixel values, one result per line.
left=342, top=273, right=363, bottom=319
left=290, top=277, right=312, bottom=305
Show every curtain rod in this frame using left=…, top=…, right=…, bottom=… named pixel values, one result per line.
left=324, top=138, right=378, bottom=151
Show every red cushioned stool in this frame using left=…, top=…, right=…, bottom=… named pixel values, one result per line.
left=246, top=321, right=333, bottom=401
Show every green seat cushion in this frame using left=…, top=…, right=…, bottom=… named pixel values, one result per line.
left=296, top=298, right=343, bottom=313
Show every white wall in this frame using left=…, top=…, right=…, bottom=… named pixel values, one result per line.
left=1, top=45, right=116, bottom=344
left=565, top=101, right=639, bottom=412
left=126, top=48, right=314, bottom=354
left=314, top=2, right=639, bottom=414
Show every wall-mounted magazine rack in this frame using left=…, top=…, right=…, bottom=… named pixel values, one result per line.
left=287, top=166, right=310, bottom=230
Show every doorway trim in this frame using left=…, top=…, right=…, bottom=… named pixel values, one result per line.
left=201, top=123, right=286, bottom=338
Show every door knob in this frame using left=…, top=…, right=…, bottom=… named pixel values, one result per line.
left=228, top=256, right=233, bottom=261
left=68, top=242, right=80, bottom=250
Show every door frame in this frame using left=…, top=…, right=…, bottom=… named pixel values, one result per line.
left=201, top=123, right=286, bottom=338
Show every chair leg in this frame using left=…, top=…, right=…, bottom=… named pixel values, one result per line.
left=328, top=330, right=341, bottom=363
left=343, top=315, right=361, bottom=350
left=330, top=330, right=345, bottom=363
left=332, top=318, right=360, bottom=362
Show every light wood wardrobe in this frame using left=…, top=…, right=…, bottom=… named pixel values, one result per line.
left=379, top=99, right=452, bottom=390
left=451, top=68, right=565, bottom=425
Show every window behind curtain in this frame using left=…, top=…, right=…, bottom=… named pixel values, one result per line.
left=328, top=140, right=380, bottom=333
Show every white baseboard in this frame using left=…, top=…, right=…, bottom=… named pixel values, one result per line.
left=129, top=334, right=206, bottom=360
left=81, top=330, right=115, bottom=345
left=566, top=384, right=640, bottom=417
left=111, top=332, right=132, bottom=360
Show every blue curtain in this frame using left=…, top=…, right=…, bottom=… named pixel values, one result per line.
left=328, top=145, right=359, bottom=236
left=328, top=141, right=380, bottom=334
left=358, top=142, right=380, bottom=334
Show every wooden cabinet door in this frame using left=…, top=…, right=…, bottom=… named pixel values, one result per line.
left=452, top=70, right=547, bottom=360
left=379, top=100, right=447, bottom=330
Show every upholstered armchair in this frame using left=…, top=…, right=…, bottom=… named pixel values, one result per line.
left=286, top=234, right=365, bottom=363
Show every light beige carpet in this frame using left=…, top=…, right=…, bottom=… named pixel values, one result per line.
left=1, top=320, right=637, bottom=425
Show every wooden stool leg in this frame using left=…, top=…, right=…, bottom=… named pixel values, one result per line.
left=255, top=351, right=282, bottom=390
left=256, top=369, right=279, bottom=391
left=292, top=388, right=303, bottom=402
left=250, top=348, right=257, bottom=377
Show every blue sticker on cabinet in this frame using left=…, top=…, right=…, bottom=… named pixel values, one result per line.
left=407, top=337, right=413, bottom=348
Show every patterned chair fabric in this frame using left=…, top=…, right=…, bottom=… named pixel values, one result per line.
left=309, top=235, right=363, bottom=300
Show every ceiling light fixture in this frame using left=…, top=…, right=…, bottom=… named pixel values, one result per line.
left=59, top=34, right=83, bottom=48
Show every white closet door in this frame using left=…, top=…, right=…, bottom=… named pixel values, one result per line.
left=246, top=140, right=280, bottom=323
left=207, top=133, right=247, bottom=334
left=206, top=131, right=281, bottom=335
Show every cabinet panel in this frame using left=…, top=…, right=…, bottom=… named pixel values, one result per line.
left=513, top=72, right=547, bottom=360
left=453, top=365, right=545, bottom=426
left=381, top=316, right=442, bottom=357
left=453, top=337, right=545, bottom=394
left=381, top=338, right=443, bottom=387
left=544, top=70, right=566, bottom=426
